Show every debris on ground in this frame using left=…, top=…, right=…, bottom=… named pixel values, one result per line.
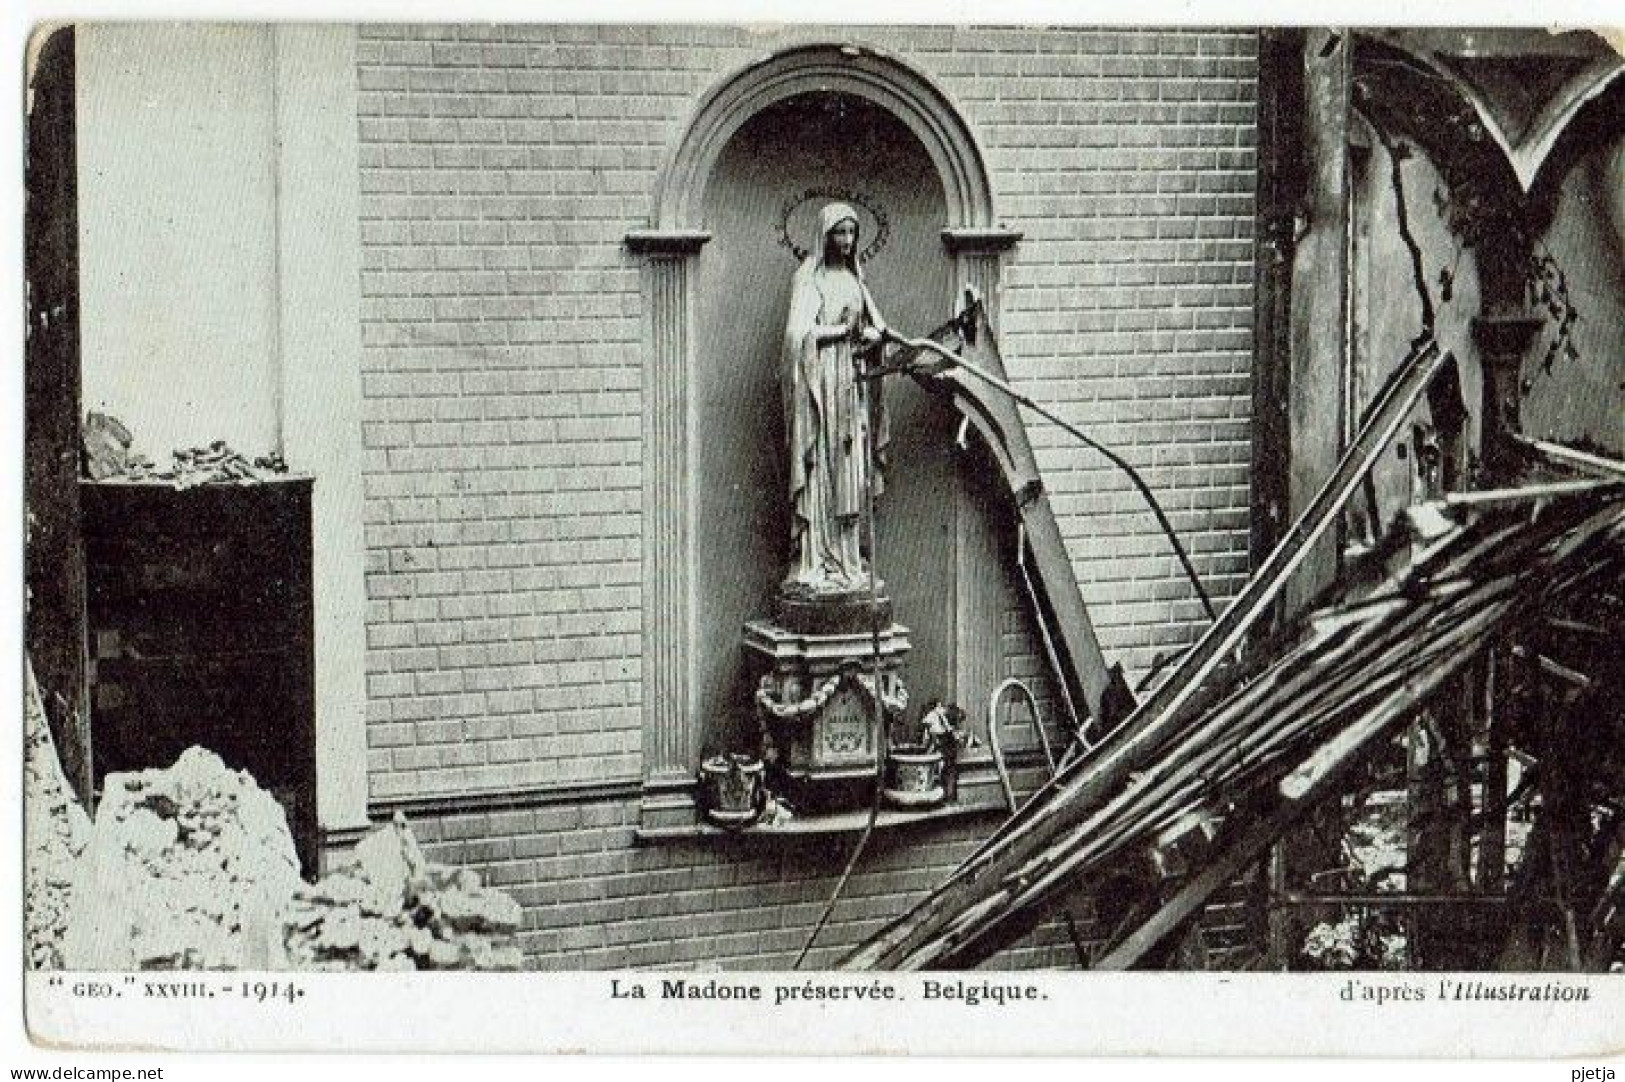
left=81, top=411, right=135, bottom=481
left=63, top=747, right=302, bottom=970
left=155, top=442, right=287, bottom=486
left=1301, top=913, right=1408, bottom=970
left=278, top=814, right=523, bottom=971
left=24, top=662, right=91, bottom=970
left=1298, top=789, right=1411, bottom=970
left=81, top=411, right=288, bottom=486
left=49, top=741, right=523, bottom=971
left=1341, top=792, right=1408, bottom=891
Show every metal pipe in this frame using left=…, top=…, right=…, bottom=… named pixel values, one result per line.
left=984, top=675, right=1084, bottom=813
left=890, top=333, right=1217, bottom=621
left=1001, top=676, right=1053, bottom=774
left=985, top=715, right=1015, bottom=814
left=1443, top=478, right=1617, bottom=507
left=1509, top=434, right=1625, bottom=482
left=985, top=677, right=1046, bottom=813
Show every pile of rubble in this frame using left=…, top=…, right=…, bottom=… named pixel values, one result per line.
left=82, top=411, right=288, bottom=486
left=277, top=818, right=520, bottom=968
left=279, top=815, right=523, bottom=971
left=24, top=665, right=91, bottom=970
left=49, top=740, right=523, bottom=971
left=64, top=747, right=302, bottom=969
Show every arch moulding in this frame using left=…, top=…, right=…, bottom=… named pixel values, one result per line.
left=648, top=43, right=996, bottom=235
left=627, top=43, right=1016, bottom=833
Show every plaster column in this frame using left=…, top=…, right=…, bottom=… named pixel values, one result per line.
left=944, top=227, right=1021, bottom=326
left=1472, top=313, right=1543, bottom=483
left=272, top=25, right=370, bottom=847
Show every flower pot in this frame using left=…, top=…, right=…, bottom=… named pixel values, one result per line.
left=882, top=745, right=945, bottom=809
left=699, top=754, right=766, bottom=827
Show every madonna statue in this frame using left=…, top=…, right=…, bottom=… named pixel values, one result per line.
left=781, top=202, right=891, bottom=599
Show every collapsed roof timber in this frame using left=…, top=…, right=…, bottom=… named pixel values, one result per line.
left=843, top=332, right=1624, bottom=966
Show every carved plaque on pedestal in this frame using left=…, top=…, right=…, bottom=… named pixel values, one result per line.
left=814, top=684, right=875, bottom=765
left=744, top=615, right=910, bottom=813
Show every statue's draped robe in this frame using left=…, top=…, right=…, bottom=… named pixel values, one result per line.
left=782, top=203, right=890, bottom=595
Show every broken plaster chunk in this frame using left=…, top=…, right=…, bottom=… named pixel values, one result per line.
left=313, top=871, right=369, bottom=908
left=350, top=813, right=427, bottom=914
left=436, top=884, right=522, bottom=935
left=1406, top=501, right=1457, bottom=542
left=274, top=814, right=526, bottom=971
left=24, top=661, right=92, bottom=970
left=406, top=924, right=435, bottom=957
left=487, top=945, right=524, bottom=971
left=121, top=808, right=179, bottom=855
left=358, top=919, right=409, bottom=965
left=315, top=906, right=364, bottom=952
left=82, top=412, right=134, bottom=480
left=64, top=747, right=301, bottom=970
left=425, top=937, right=463, bottom=969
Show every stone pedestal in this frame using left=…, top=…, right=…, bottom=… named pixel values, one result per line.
left=744, top=604, right=910, bottom=814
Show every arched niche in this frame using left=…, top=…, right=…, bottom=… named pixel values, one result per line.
left=627, top=43, right=1017, bottom=829
left=651, top=43, right=994, bottom=234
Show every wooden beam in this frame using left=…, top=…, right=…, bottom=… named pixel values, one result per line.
left=1510, top=435, right=1625, bottom=482
left=1283, top=27, right=1353, bottom=618
left=1250, top=28, right=1304, bottom=586
left=1096, top=800, right=1292, bottom=970
left=1267, top=30, right=1355, bottom=964
left=24, top=27, right=92, bottom=806
left=1100, top=595, right=1513, bottom=970
left=905, top=308, right=1118, bottom=729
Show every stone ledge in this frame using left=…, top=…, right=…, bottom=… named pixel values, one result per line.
left=367, top=776, right=642, bottom=821
left=940, top=226, right=1023, bottom=254
left=624, top=228, right=711, bottom=255
left=633, top=791, right=1010, bottom=844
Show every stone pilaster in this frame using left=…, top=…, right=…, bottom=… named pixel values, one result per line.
left=943, top=226, right=1021, bottom=334
left=941, top=226, right=1021, bottom=728
left=627, top=228, right=710, bottom=829
left=272, top=25, right=370, bottom=844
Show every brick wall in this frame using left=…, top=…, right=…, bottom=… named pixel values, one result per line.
left=973, top=33, right=1257, bottom=683
left=354, top=24, right=1258, bottom=968
left=403, top=773, right=1086, bottom=970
